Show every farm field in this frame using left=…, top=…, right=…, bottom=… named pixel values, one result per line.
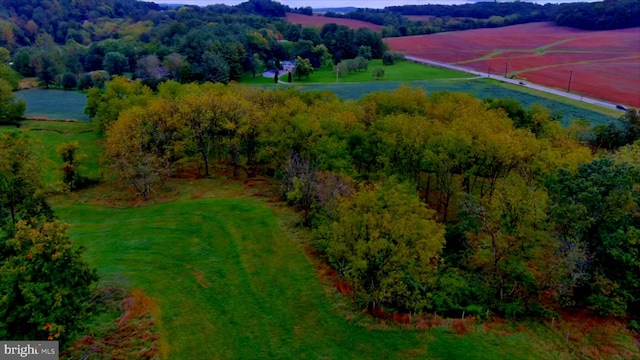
left=385, top=22, right=640, bottom=107
left=286, top=12, right=381, bottom=31
left=11, top=78, right=619, bottom=131
left=296, top=79, right=618, bottom=127
left=15, top=89, right=89, bottom=121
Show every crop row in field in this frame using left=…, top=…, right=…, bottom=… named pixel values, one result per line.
left=15, top=89, right=89, bottom=121
left=385, top=22, right=640, bottom=107
left=285, top=12, right=381, bottom=31
left=298, top=79, right=617, bottom=127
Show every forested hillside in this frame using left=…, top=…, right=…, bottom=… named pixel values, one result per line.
left=0, top=0, right=384, bottom=90
left=325, top=0, right=640, bottom=36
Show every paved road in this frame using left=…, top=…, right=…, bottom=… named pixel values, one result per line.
left=405, top=55, right=627, bottom=112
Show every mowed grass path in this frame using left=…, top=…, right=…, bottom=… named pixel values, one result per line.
left=53, top=195, right=574, bottom=359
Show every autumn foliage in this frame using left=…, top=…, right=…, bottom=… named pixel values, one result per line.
left=92, top=80, right=639, bottom=322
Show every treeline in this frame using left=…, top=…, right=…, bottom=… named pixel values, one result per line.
left=555, top=0, right=640, bottom=30
left=1, top=0, right=384, bottom=90
left=324, top=0, right=639, bottom=37
left=87, top=79, right=640, bottom=322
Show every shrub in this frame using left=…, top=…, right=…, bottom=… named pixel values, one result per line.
left=61, top=73, right=78, bottom=89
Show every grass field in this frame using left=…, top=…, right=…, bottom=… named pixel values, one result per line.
left=296, top=59, right=472, bottom=83
left=241, top=60, right=471, bottom=85
left=0, top=120, right=101, bottom=184
left=15, top=89, right=89, bottom=121
left=50, top=181, right=609, bottom=360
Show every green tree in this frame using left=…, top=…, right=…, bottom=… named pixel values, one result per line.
left=0, top=220, right=97, bottom=343
left=547, top=158, right=640, bottom=317
left=357, top=45, right=372, bottom=60
left=372, top=67, right=384, bottom=80
left=60, top=73, right=78, bottom=89
left=0, top=64, right=20, bottom=90
left=0, top=131, right=47, bottom=230
left=354, top=56, right=369, bottom=71
left=104, top=106, right=162, bottom=199
left=102, top=51, right=129, bottom=76
left=0, top=79, right=25, bottom=125
left=33, top=52, right=59, bottom=88
left=56, top=141, right=85, bottom=191
left=312, top=44, right=333, bottom=68
left=382, top=51, right=394, bottom=65
left=250, top=53, right=264, bottom=78
left=85, top=77, right=153, bottom=135
left=326, top=182, right=445, bottom=312
left=459, top=176, right=554, bottom=318
left=12, top=48, right=34, bottom=77
left=200, top=52, right=230, bottom=84
left=293, top=56, right=313, bottom=80
left=281, top=153, right=317, bottom=224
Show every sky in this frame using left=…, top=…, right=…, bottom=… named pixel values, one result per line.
left=149, top=0, right=600, bottom=9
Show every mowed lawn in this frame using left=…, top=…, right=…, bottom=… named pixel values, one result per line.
left=241, top=59, right=472, bottom=85
left=52, top=196, right=576, bottom=360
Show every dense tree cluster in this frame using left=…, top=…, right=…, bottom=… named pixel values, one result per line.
left=324, top=0, right=639, bottom=37
left=0, top=0, right=386, bottom=90
left=555, top=0, right=640, bottom=30
left=89, top=79, right=639, bottom=321
left=0, top=131, right=97, bottom=344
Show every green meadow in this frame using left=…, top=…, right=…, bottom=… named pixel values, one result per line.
left=240, top=59, right=471, bottom=85
left=51, top=188, right=581, bottom=360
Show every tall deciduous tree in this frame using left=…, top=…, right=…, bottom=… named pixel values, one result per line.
left=547, top=158, right=640, bottom=316
left=0, top=131, right=49, bottom=230
left=0, top=79, right=25, bottom=125
left=102, top=51, right=129, bottom=76
left=293, top=56, right=313, bottom=80
left=104, top=106, right=162, bottom=199
left=0, top=220, right=97, bottom=343
left=56, top=141, right=85, bottom=191
left=326, top=182, right=445, bottom=312
left=32, top=51, right=59, bottom=88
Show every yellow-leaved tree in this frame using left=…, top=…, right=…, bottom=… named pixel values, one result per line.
left=326, top=181, right=445, bottom=313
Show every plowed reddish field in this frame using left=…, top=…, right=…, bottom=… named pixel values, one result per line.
left=385, top=22, right=640, bottom=107
left=286, top=12, right=382, bottom=31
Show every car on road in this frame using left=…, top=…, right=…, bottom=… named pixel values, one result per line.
left=518, top=81, right=526, bottom=86
left=616, top=105, right=627, bottom=111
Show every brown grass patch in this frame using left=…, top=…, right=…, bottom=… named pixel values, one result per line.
left=286, top=12, right=382, bottom=31
left=194, top=268, right=210, bottom=288
left=64, top=287, right=161, bottom=360
left=18, top=77, right=39, bottom=89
